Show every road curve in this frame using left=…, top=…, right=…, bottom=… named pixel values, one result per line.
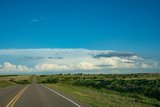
left=0, top=84, right=80, bottom=107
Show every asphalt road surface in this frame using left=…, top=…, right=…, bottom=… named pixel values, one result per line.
left=0, top=84, right=81, bottom=107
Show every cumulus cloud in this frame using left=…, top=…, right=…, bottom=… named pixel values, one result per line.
left=141, top=63, right=152, bottom=68
left=77, top=62, right=98, bottom=70
left=0, top=62, right=98, bottom=72
left=100, top=57, right=135, bottom=68
left=0, top=62, right=31, bottom=72
left=0, top=48, right=158, bottom=73
left=35, top=63, right=70, bottom=71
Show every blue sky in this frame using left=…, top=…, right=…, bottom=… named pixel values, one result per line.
left=0, top=0, right=160, bottom=74
left=0, top=0, right=160, bottom=54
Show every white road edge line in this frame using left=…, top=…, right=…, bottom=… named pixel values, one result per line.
left=41, top=85, right=81, bottom=107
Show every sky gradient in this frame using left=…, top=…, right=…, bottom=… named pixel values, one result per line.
left=0, top=0, right=160, bottom=54
left=0, top=0, right=160, bottom=74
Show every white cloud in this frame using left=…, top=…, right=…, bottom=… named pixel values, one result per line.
left=34, top=62, right=98, bottom=71
left=3, top=62, right=16, bottom=71
left=31, top=19, right=39, bottom=22
left=101, top=57, right=135, bottom=68
left=129, top=55, right=143, bottom=61
left=29, top=17, right=45, bottom=24
left=0, top=48, right=157, bottom=73
left=34, top=63, right=70, bottom=71
left=77, top=62, right=98, bottom=70
left=0, top=62, right=31, bottom=72
left=140, top=63, right=152, bottom=68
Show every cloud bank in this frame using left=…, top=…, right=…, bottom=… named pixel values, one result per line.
left=0, top=49, right=159, bottom=74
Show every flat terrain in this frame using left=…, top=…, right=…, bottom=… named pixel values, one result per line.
left=0, top=85, right=25, bottom=107
left=37, top=73, right=160, bottom=107
left=0, top=75, right=81, bottom=107
left=0, top=84, right=81, bottom=107
left=0, top=73, right=159, bottom=107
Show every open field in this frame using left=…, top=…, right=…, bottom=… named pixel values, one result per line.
left=0, top=80, right=15, bottom=89
left=46, top=83, right=155, bottom=107
left=0, top=73, right=159, bottom=107
left=0, top=75, right=31, bottom=89
left=0, top=75, right=80, bottom=107
left=37, top=73, right=160, bottom=107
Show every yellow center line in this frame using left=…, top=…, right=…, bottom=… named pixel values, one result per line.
left=6, top=85, right=29, bottom=107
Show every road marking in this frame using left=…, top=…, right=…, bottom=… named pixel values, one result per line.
left=6, top=85, right=29, bottom=107
left=41, top=85, right=81, bottom=107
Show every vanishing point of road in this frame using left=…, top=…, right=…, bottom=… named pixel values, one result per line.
left=0, top=78, right=82, bottom=107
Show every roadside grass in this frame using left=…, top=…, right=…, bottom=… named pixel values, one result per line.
left=0, top=75, right=30, bottom=81
left=46, top=83, right=157, bottom=107
left=9, top=75, right=32, bottom=84
left=0, top=80, right=15, bottom=89
left=0, top=75, right=31, bottom=85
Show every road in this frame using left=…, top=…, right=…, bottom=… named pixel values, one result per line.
left=0, top=84, right=81, bottom=107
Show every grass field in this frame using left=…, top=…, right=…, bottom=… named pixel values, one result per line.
left=37, top=73, right=160, bottom=107
left=0, top=80, right=15, bottom=89
left=0, top=73, right=159, bottom=107
left=0, top=75, right=31, bottom=89
left=46, top=83, right=157, bottom=107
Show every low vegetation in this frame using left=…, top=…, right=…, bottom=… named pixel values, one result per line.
left=0, top=73, right=159, bottom=107
left=37, top=73, right=160, bottom=107
left=47, top=83, right=156, bottom=107
left=0, top=75, right=31, bottom=89
left=9, top=79, right=30, bottom=84
left=0, top=80, right=15, bottom=89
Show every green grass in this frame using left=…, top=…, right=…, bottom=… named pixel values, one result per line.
left=0, top=74, right=159, bottom=107
left=37, top=73, right=160, bottom=107
left=46, top=83, right=158, bottom=107
left=0, top=80, right=15, bottom=89
left=0, top=75, right=32, bottom=87
left=37, top=73, right=160, bottom=101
